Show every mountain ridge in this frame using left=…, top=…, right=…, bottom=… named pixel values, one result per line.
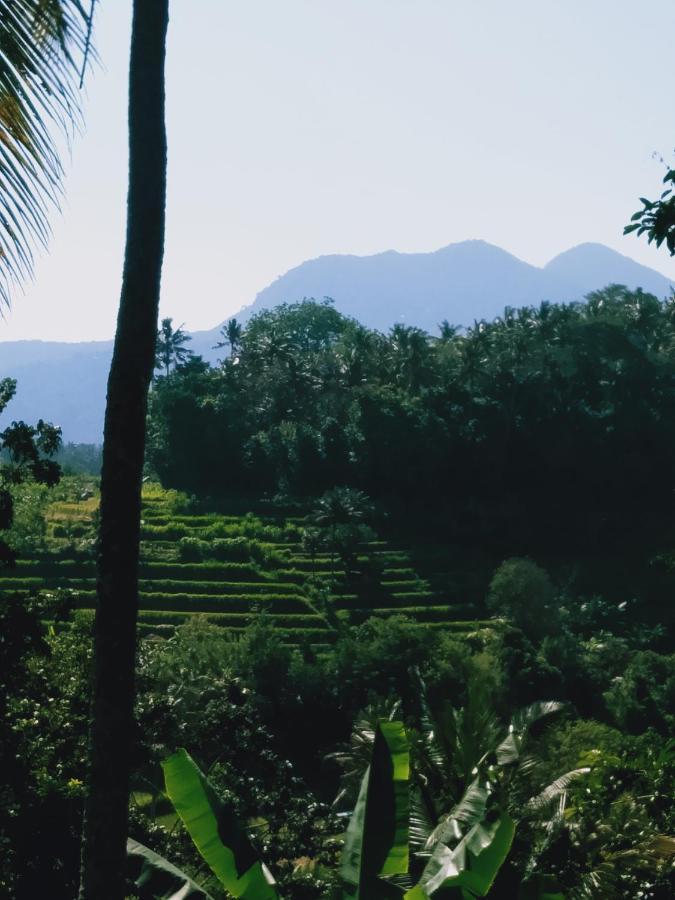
left=2, top=240, right=673, bottom=442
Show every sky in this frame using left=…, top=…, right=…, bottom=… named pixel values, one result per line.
left=2, top=0, right=675, bottom=343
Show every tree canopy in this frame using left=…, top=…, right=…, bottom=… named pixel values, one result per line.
left=148, top=289, right=675, bottom=559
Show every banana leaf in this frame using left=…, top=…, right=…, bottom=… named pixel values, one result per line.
left=340, top=720, right=410, bottom=899
left=424, top=778, right=489, bottom=850
left=405, top=814, right=515, bottom=898
left=162, top=749, right=278, bottom=900
left=126, top=838, right=214, bottom=899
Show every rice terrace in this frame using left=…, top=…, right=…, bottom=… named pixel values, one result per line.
left=2, top=479, right=494, bottom=644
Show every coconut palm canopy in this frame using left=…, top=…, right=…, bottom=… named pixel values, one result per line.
left=0, top=0, right=92, bottom=305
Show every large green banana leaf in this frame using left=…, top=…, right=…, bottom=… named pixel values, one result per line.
left=340, top=719, right=410, bottom=899
left=405, top=814, right=515, bottom=899
left=162, top=749, right=279, bottom=900
left=126, top=838, right=214, bottom=899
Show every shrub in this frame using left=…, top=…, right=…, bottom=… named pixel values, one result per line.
left=487, top=557, right=558, bottom=641
left=604, top=650, right=675, bottom=735
left=177, top=536, right=209, bottom=561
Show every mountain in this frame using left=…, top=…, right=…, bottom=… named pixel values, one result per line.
left=544, top=242, right=674, bottom=298
left=1, top=241, right=673, bottom=443
left=237, top=240, right=674, bottom=332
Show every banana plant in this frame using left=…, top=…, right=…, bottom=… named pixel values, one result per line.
left=130, top=714, right=531, bottom=899
left=161, top=748, right=279, bottom=899
left=405, top=813, right=516, bottom=898
left=340, top=719, right=410, bottom=898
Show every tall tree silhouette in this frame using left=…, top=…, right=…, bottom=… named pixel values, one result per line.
left=214, top=316, right=243, bottom=358
left=156, top=317, right=193, bottom=376
left=78, top=2, right=169, bottom=897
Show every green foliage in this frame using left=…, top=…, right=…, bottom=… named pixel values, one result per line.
left=162, top=749, right=279, bottom=899
left=155, top=318, right=194, bottom=377
left=0, top=0, right=91, bottom=305
left=3, top=480, right=50, bottom=553
left=625, top=166, right=675, bottom=255
left=147, top=292, right=675, bottom=573
left=603, top=651, right=675, bottom=735
left=0, top=593, right=90, bottom=898
left=55, top=443, right=102, bottom=476
left=330, top=615, right=434, bottom=711
left=407, top=815, right=516, bottom=898
left=0, top=378, right=62, bottom=564
left=340, top=720, right=410, bottom=898
left=126, top=837, right=214, bottom=900
left=486, top=558, right=558, bottom=640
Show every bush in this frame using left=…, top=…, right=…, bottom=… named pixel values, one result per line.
left=487, top=557, right=558, bottom=641
left=177, top=536, right=209, bottom=561
left=604, top=650, right=675, bottom=735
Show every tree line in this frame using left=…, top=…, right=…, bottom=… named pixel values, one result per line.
left=148, top=286, right=675, bottom=557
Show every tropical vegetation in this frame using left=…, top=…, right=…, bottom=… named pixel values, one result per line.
left=1, top=2, right=674, bottom=899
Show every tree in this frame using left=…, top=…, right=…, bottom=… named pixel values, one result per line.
left=486, top=558, right=558, bottom=641
left=214, top=316, right=243, bottom=358
left=0, top=0, right=91, bottom=305
left=0, top=377, right=62, bottom=565
left=78, top=2, right=169, bottom=898
left=310, top=486, right=375, bottom=578
left=155, top=316, right=193, bottom=376
left=625, top=165, right=675, bottom=255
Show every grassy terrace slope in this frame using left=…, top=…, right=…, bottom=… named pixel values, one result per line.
left=1, top=483, right=492, bottom=645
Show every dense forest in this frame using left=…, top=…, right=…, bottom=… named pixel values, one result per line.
left=149, top=288, right=675, bottom=620
left=2, top=288, right=675, bottom=898
left=149, top=288, right=675, bottom=545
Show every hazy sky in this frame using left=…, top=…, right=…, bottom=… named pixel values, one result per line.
left=2, top=0, right=675, bottom=342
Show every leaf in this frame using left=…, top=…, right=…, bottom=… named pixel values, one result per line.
left=410, top=788, right=435, bottom=852
left=517, top=873, right=565, bottom=899
left=526, top=768, right=590, bottom=813
left=340, top=720, right=410, bottom=899
left=126, top=838, right=214, bottom=899
left=424, top=778, right=489, bottom=850
left=408, top=815, right=516, bottom=898
left=0, top=0, right=91, bottom=304
left=161, top=749, right=278, bottom=900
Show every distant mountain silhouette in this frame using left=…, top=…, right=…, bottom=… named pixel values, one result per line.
left=1, top=241, right=673, bottom=443
left=237, top=240, right=674, bottom=331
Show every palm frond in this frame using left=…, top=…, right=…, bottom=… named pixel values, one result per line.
left=574, top=835, right=675, bottom=899
left=526, top=767, right=590, bottom=814
left=326, top=699, right=400, bottom=810
left=497, top=701, right=566, bottom=765
left=510, top=700, right=566, bottom=734
left=0, top=0, right=91, bottom=305
left=409, top=787, right=435, bottom=853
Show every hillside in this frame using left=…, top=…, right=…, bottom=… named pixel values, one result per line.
left=1, top=241, right=673, bottom=443
left=0, top=482, right=492, bottom=646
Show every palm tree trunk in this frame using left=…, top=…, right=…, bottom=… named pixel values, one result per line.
left=78, top=2, right=168, bottom=897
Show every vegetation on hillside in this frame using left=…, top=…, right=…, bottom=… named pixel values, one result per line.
left=148, top=289, right=675, bottom=557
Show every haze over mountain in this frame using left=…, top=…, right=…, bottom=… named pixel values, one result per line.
left=240, top=240, right=674, bottom=332
left=2, top=241, right=673, bottom=443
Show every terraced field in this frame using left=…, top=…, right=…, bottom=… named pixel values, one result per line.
left=1, top=483, right=492, bottom=645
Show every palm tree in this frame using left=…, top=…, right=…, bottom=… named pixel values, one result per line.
left=0, top=0, right=91, bottom=305
left=214, top=315, right=243, bottom=358
left=155, top=316, right=193, bottom=376
left=78, top=2, right=169, bottom=898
